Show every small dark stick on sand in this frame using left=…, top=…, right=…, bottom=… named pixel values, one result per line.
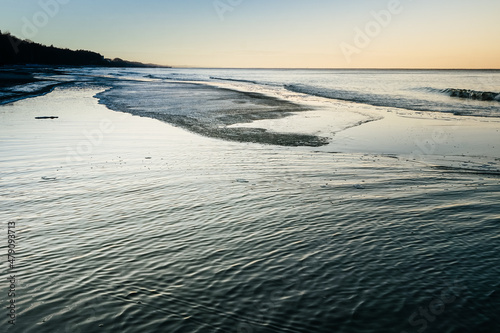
left=35, top=116, right=59, bottom=119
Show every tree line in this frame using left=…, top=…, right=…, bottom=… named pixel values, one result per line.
left=0, top=31, right=164, bottom=67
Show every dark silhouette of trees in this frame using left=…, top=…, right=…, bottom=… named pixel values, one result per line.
left=0, top=31, right=166, bottom=67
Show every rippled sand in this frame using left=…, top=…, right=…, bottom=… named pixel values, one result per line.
left=1, top=87, right=500, bottom=333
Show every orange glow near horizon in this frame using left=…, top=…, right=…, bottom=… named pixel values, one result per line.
left=1, top=0, right=499, bottom=69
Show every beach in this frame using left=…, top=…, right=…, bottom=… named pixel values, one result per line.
left=1, top=68, right=500, bottom=333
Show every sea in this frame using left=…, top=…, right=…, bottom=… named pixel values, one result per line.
left=1, top=68, right=499, bottom=333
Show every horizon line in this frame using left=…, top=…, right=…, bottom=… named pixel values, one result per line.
left=169, top=66, right=500, bottom=71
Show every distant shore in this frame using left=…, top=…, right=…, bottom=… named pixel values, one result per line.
left=0, top=31, right=170, bottom=68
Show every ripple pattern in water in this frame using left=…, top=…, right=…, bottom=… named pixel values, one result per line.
left=1, top=87, right=500, bottom=333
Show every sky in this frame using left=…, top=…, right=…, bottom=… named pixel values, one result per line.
left=1, top=0, right=500, bottom=68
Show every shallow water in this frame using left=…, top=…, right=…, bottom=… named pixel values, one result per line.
left=1, top=85, right=500, bottom=333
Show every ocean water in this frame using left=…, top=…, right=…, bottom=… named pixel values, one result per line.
left=93, top=67, right=500, bottom=116
left=1, top=68, right=500, bottom=333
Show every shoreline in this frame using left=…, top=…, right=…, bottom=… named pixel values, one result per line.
left=2, top=66, right=500, bottom=161
left=0, top=66, right=73, bottom=105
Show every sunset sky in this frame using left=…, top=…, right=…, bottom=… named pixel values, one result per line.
left=1, top=0, right=499, bottom=68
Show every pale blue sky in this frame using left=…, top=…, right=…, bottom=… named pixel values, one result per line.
left=1, top=0, right=499, bottom=68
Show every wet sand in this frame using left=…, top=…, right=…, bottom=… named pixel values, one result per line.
left=96, top=81, right=330, bottom=146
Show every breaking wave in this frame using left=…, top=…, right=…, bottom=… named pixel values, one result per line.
left=440, top=88, right=500, bottom=101
left=285, top=84, right=500, bottom=118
